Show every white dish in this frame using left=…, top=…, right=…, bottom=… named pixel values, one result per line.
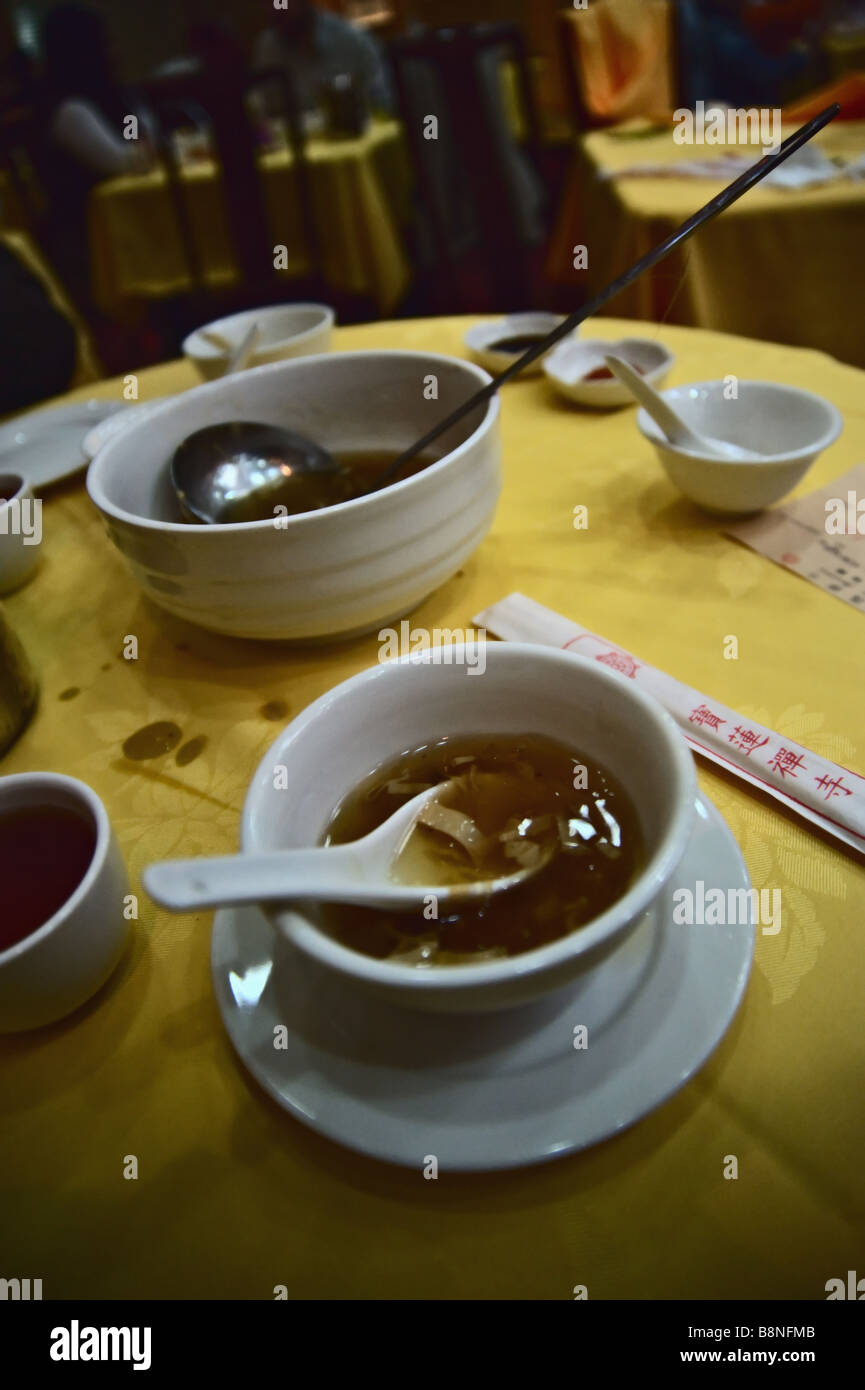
left=86, top=351, right=501, bottom=641
left=464, top=313, right=567, bottom=376
left=243, top=642, right=697, bottom=1012
left=183, top=302, right=335, bottom=381
left=0, top=399, right=123, bottom=489
left=543, top=336, right=674, bottom=408
left=82, top=398, right=171, bottom=459
left=637, top=380, right=843, bottom=513
left=212, top=793, right=753, bottom=1170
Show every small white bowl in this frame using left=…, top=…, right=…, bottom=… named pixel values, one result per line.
left=0, top=473, right=41, bottom=593
left=183, top=302, right=335, bottom=381
left=464, top=313, right=567, bottom=376
left=87, top=351, right=501, bottom=641
left=637, top=380, right=843, bottom=514
left=0, top=774, right=130, bottom=1032
left=242, top=641, right=697, bottom=1013
left=543, top=336, right=674, bottom=408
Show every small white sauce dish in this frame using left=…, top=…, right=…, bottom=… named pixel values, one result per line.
left=464, top=312, right=567, bottom=376
left=637, top=380, right=843, bottom=514
left=183, top=302, right=335, bottom=381
left=242, top=640, right=697, bottom=1013
left=0, top=774, right=130, bottom=1032
left=543, top=336, right=674, bottom=408
left=0, top=473, right=41, bottom=594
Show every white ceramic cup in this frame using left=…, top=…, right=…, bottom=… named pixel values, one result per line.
left=0, top=774, right=130, bottom=1031
left=242, top=641, right=698, bottom=1012
left=0, top=473, right=41, bottom=594
left=183, top=303, right=335, bottom=381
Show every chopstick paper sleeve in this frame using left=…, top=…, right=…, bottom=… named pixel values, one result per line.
left=473, top=593, right=865, bottom=857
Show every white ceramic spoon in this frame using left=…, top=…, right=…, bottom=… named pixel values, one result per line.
left=143, top=784, right=544, bottom=914
left=604, top=354, right=763, bottom=459
left=199, top=328, right=232, bottom=352
left=199, top=323, right=260, bottom=375
left=225, top=323, right=260, bottom=375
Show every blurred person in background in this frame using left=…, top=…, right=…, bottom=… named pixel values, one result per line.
left=253, top=0, right=393, bottom=116
left=676, top=0, right=825, bottom=108
left=36, top=3, right=152, bottom=308
left=0, top=240, right=76, bottom=414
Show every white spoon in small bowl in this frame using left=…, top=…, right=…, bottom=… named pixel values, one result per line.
left=604, top=353, right=764, bottom=460
left=143, top=783, right=547, bottom=914
left=199, top=323, right=260, bottom=375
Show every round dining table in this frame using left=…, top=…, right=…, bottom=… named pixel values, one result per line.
left=0, top=315, right=862, bottom=1299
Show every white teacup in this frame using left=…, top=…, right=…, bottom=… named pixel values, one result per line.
left=243, top=642, right=698, bottom=1012
left=0, top=473, right=41, bottom=594
left=0, top=774, right=130, bottom=1031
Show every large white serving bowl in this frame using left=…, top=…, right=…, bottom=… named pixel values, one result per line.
left=242, top=642, right=698, bottom=1013
left=183, top=303, right=334, bottom=380
left=86, top=351, right=501, bottom=641
left=637, top=379, right=843, bottom=514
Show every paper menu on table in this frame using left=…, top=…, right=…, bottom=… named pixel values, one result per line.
left=727, top=464, right=865, bottom=612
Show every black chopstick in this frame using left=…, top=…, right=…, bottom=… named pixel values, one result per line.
left=378, top=102, right=840, bottom=485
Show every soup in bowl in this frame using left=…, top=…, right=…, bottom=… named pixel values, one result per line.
left=242, top=642, right=697, bottom=1011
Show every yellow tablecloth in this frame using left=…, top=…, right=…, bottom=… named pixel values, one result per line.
left=1, top=316, right=863, bottom=1299
left=548, top=121, right=865, bottom=369
left=89, top=119, right=412, bottom=316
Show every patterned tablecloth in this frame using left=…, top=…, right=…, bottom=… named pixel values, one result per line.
left=0, top=316, right=862, bottom=1298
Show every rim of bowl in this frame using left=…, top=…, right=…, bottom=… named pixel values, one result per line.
left=543, top=336, right=673, bottom=389
left=464, top=313, right=565, bottom=351
left=0, top=774, right=110, bottom=965
left=246, top=642, right=698, bottom=995
left=183, top=302, right=335, bottom=359
left=86, top=350, right=499, bottom=534
left=546, top=335, right=673, bottom=369
left=636, top=380, right=843, bottom=464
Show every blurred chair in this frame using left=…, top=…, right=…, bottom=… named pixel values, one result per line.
left=558, top=0, right=675, bottom=129
left=387, top=22, right=547, bottom=312
left=1, top=230, right=100, bottom=390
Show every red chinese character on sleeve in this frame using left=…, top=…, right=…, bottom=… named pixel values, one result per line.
left=814, top=774, right=854, bottom=801
left=768, top=747, right=807, bottom=779
left=728, top=726, right=770, bottom=756
left=689, top=704, right=726, bottom=731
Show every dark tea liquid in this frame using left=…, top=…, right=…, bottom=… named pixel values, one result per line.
left=212, top=449, right=442, bottom=523
left=0, top=805, right=96, bottom=951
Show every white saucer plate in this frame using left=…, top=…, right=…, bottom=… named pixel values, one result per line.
left=211, top=794, right=753, bottom=1171
left=0, top=398, right=125, bottom=489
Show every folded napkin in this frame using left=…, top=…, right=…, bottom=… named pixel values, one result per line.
left=604, top=143, right=865, bottom=190
left=474, top=593, right=865, bottom=858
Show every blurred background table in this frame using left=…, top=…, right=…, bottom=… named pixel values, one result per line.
left=89, top=118, right=411, bottom=318
left=0, top=315, right=862, bottom=1298
left=548, top=120, right=865, bottom=369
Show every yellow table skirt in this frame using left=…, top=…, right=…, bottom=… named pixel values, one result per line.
left=89, top=119, right=412, bottom=316
left=548, top=121, right=865, bottom=370
left=0, top=316, right=863, bottom=1298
